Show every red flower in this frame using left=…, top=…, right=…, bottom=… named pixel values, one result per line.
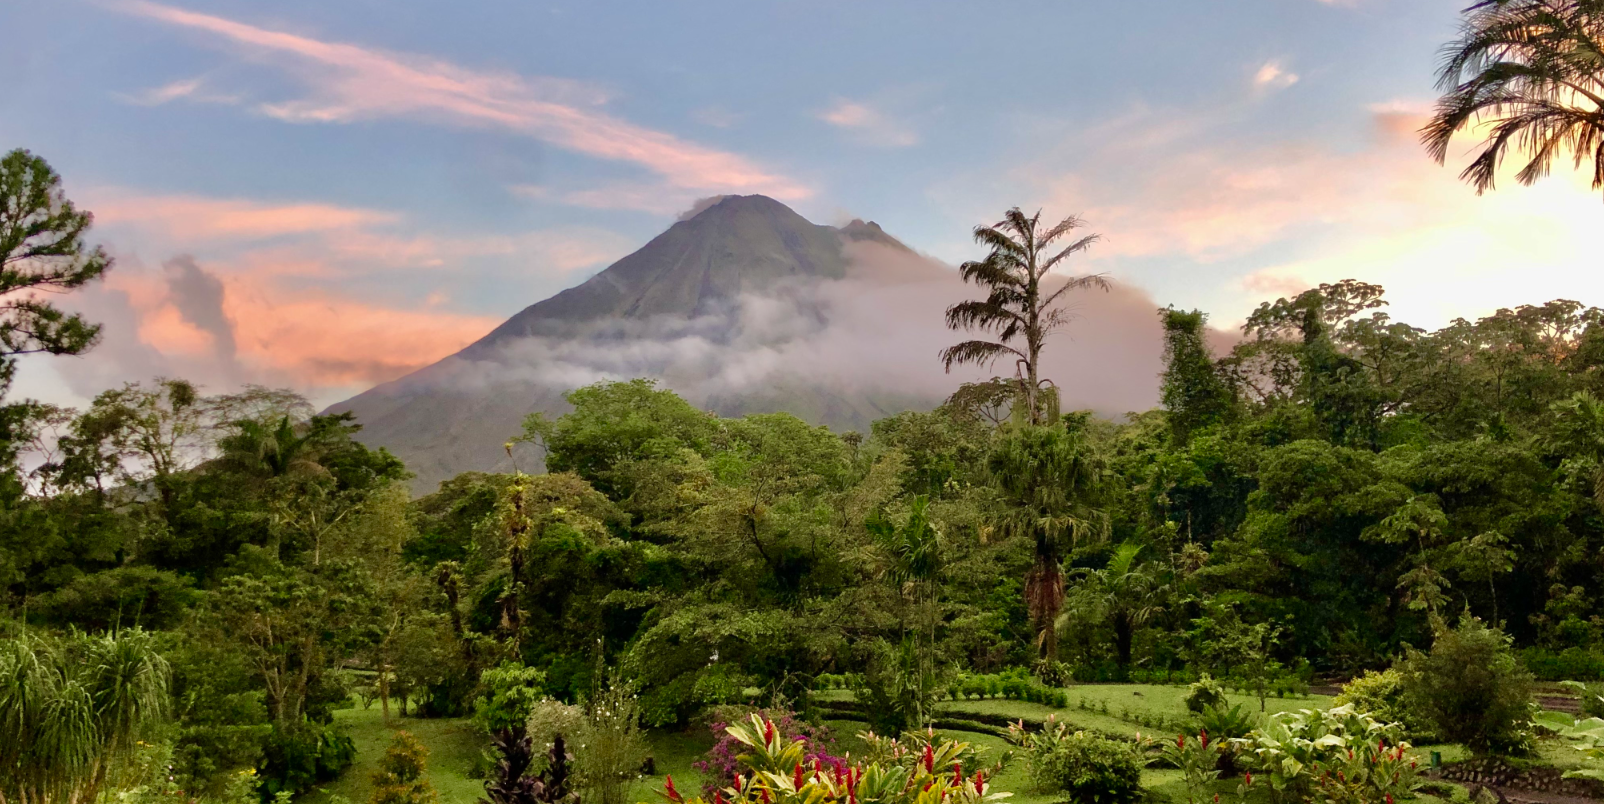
left=761, top=788, right=772, bottom=804
left=1244, top=772, right=1254, bottom=788
left=764, top=720, right=776, bottom=745
left=734, top=775, right=744, bottom=792
left=1387, top=796, right=1394, bottom=804
left=974, top=771, right=985, bottom=795
left=794, top=763, right=805, bottom=790
left=715, top=792, right=726, bottom=804
left=665, top=775, right=682, bottom=804
left=1177, top=734, right=1186, bottom=748
left=923, top=745, right=935, bottom=773
left=1199, top=730, right=1210, bottom=749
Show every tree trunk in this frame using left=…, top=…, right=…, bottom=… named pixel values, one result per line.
left=1114, top=614, right=1133, bottom=669
left=379, top=663, right=391, bottom=724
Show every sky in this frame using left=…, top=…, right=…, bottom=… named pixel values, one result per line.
left=2, top=0, right=1601, bottom=410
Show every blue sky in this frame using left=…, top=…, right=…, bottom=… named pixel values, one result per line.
left=3, top=0, right=1600, bottom=406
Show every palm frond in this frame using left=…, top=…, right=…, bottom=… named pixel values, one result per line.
left=939, top=339, right=1025, bottom=372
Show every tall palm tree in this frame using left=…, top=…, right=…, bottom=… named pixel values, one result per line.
left=941, top=209, right=1108, bottom=426
left=987, top=425, right=1109, bottom=664
left=0, top=629, right=170, bottom=804
left=1422, top=0, right=1604, bottom=196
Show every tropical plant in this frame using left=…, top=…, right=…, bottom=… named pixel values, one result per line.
left=0, top=628, right=171, bottom=804
left=578, top=672, right=645, bottom=804
left=482, top=727, right=581, bottom=804
left=1422, top=0, right=1604, bottom=197
left=1159, top=729, right=1222, bottom=804
left=475, top=664, right=549, bottom=735
left=666, top=714, right=1007, bottom=804
left=1064, top=542, right=1165, bottom=669
left=1185, top=675, right=1228, bottom=714
left=987, top=425, right=1109, bottom=662
left=940, top=207, right=1107, bottom=425
left=1231, top=705, right=1415, bottom=804
left=1533, top=710, right=1604, bottom=781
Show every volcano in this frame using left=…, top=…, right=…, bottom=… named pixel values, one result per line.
left=327, top=195, right=946, bottom=493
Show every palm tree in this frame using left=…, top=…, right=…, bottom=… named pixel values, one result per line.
left=1422, top=0, right=1604, bottom=196
left=987, top=426, right=1109, bottom=664
left=0, top=629, right=171, bottom=804
left=941, top=209, right=1108, bottom=426
left=1063, top=542, right=1165, bottom=670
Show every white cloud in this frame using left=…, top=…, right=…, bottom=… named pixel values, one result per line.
left=1254, top=60, right=1300, bottom=90
left=818, top=98, right=920, bottom=148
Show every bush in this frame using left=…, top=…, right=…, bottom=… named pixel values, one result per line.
left=526, top=699, right=586, bottom=762
left=1012, top=719, right=1142, bottom=804
left=1400, top=616, right=1535, bottom=755
left=694, top=708, right=841, bottom=796
left=474, top=663, right=548, bottom=734
left=1185, top=675, right=1227, bottom=714
left=259, top=721, right=357, bottom=799
left=1522, top=647, right=1604, bottom=681
left=1333, top=669, right=1432, bottom=739
left=371, top=732, right=437, bottom=804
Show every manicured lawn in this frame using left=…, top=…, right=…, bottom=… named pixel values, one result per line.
left=306, top=705, right=487, bottom=804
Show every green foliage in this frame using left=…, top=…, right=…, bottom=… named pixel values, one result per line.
left=856, top=636, right=942, bottom=735
left=1010, top=716, right=1142, bottom=804
left=258, top=721, right=357, bottom=799
left=1399, top=616, right=1535, bottom=754
left=1333, top=669, right=1429, bottom=738
left=0, top=148, right=111, bottom=379
left=0, top=628, right=171, bottom=804
left=371, top=731, right=438, bottom=804
left=1232, top=705, right=1414, bottom=804
left=474, top=664, right=549, bottom=735
left=1197, top=703, right=1256, bottom=740
left=1160, top=307, right=1236, bottom=443
left=1184, top=675, right=1227, bottom=714
left=1533, top=711, right=1604, bottom=781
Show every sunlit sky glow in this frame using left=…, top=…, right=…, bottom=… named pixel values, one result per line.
left=3, top=0, right=1600, bottom=408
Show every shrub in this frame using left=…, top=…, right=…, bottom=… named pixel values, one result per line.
left=474, top=664, right=548, bottom=735
left=1522, top=647, right=1604, bottom=681
left=1333, top=669, right=1432, bottom=738
left=1184, top=675, right=1227, bottom=714
left=1400, top=616, right=1535, bottom=754
left=259, top=721, right=357, bottom=799
left=526, top=699, right=586, bottom=764
left=1010, top=718, right=1142, bottom=804
left=371, top=732, right=437, bottom=804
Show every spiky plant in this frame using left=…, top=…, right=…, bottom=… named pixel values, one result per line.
left=0, top=629, right=171, bottom=804
left=1422, top=0, right=1604, bottom=196
left=941, top=209, right=1107, bottom=426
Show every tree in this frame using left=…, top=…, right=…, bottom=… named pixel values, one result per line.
left=940, top=209, right=1107, bottom=426
left=987, top=425, right=1109, bottom=662
left=0, top=148, right=111, bottom=387
left=1423, top=0, right=1604, bottom=197
left=1160, top=308, right=1236, bottom=444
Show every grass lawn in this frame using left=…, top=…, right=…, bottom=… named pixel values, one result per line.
left=305, top=705, right=487, bottom=804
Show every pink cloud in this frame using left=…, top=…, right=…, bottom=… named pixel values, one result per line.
left=90, top=191, right=397, bottom=242
left=119, top=1, right=810, bottom=199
